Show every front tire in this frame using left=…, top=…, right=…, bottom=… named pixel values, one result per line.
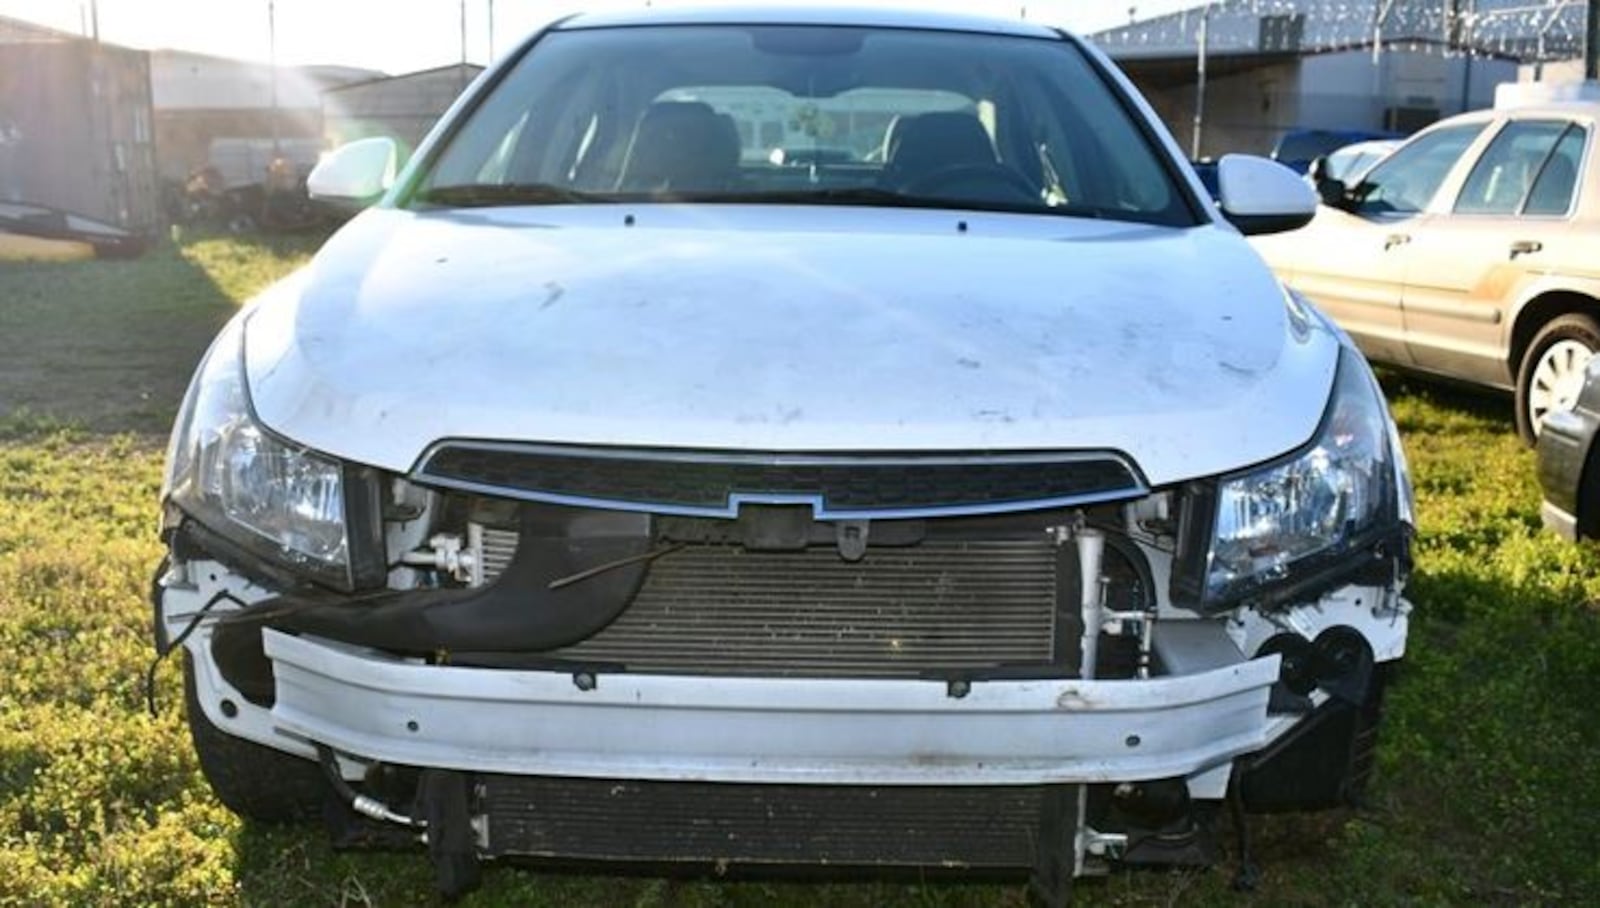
left=184, top=652, right=328, bottom=822
left=1516, top=313, right=1600, bottom=445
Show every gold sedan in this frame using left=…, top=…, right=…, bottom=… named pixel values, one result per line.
left=1253, top=103, right=1599, bottom=442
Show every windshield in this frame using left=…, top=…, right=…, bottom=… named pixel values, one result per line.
left=412, top=25, right=1198, bottom=226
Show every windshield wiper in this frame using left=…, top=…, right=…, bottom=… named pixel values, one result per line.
left=416, top=183, right=1119, bottom=221
left=707, top=187, right=1028, bottom=213
left=708, top=187, right=962, bottom=208
left=695, top=187, right=1112, bottom=220
left=413, top=183, right=607, bottom=208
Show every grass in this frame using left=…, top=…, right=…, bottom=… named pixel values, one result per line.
left=0, top=234, right=321, bottom=434
left=1, top=235, right=1598, bottom=905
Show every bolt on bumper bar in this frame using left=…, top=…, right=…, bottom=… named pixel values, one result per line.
left=261, top=629, right=1281, bottom=786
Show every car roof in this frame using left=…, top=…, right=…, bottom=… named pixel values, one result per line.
left=1331, top=139, right=1401, bottom=156
left=554, top=4, right=1063, bottom=39
left=1499, top=101, right=1600, bottom=121
left=1449, top=101, right=1600, bottom=124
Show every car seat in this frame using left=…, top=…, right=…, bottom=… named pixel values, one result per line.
left=882, top=111, right=996, bottom=189
left=617, top=101, right=741, bottom=193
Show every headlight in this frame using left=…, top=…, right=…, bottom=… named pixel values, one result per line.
left=1174, top=346, right=1410, bottom=612
left=163, top=316, right=366, bottom=589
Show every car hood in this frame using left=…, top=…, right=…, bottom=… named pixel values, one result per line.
left=245, top=205, right=1338, bottom=486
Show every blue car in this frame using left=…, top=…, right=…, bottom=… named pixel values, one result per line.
left=1271, top=127, right=1401, bottom=175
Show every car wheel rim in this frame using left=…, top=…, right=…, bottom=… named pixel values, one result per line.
left=1528, top=338, right=1595, bottom=437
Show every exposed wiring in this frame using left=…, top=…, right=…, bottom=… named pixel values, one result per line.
left=144, top=587, right=248, bottom=718
left=546, top=543, right=685, bottom=591
left=316, top=744, right=427, bottom=829
left=1228, top=777, right=1262, bottom=892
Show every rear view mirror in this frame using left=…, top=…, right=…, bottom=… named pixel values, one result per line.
left=1215, top=154, right=1317, bottom=236
left=307, top=137, right=399, bottom=208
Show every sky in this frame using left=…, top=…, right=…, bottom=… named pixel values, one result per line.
left=0, top=0, right=1203, bottom=74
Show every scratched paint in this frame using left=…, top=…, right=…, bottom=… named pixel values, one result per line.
left=245, top=204, right=1338, bottom=485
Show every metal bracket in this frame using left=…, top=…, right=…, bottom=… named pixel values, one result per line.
left=417, top=769, right=481, bottom=899
left=1078, top=826, right=1130, bottom=867
left=835, top=520, right=869, bottom=561
left=1027, top=786, right=1081, bottom=908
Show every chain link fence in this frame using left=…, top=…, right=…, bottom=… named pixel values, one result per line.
left=1094, top=1, right=1592, bottom=64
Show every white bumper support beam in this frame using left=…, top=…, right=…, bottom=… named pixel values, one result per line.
left=263, top=629, right=1281, bottom=786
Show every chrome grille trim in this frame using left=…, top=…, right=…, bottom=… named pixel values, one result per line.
left=413, top=442, right=1146, bottom=519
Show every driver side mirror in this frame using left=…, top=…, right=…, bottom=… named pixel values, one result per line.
left=307, top=137, right=400, bottom=208
left=1214, top=154, right=1317, bottom=236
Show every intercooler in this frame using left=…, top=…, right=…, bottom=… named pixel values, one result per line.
left=481, top=529, right=1071, bottom=678
left=477, top=775, right=1062, bottom=870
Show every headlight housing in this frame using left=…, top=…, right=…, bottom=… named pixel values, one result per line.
left=162, top=316, right=379, bottom=590
left=1173, top=346, right=1411, bottom=612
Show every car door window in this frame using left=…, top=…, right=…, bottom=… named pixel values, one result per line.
left=1354, top=123, right=1485, bottom=216
left=1454, top=120, right=1570, bottom=216
left=1523, top=125, right=1586, bottom=216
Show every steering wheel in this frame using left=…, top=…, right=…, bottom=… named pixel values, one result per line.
left=896, top=163, right=1041, bottom=204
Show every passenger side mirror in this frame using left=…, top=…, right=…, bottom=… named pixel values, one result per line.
left=1215, top=154, right=1318, bottom=236
left=307, top=137, right=400, bottom=208
left=1315, top=174, right=1351, bottom=209
left=1305, top=154, right=1331, bottom=184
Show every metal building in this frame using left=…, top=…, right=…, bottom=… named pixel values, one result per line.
left=321, top=64, right=484, bottom=154
left=150, top=49, right=377, bottom=187
left=0, top=15, right=160, bottom=231
left=1089, top=0, right=1577, bottom=158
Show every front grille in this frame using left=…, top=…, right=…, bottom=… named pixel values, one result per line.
left=479, top=776, right=1053, bottom=869
left=418, top=443, right=1144, bottom=517
left=549, top=540, right=1064, bottom=677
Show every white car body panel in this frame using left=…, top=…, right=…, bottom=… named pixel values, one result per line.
left=245, top=205, right=1337, bottom=486
left=1216, top=153, right=1319, bottom=219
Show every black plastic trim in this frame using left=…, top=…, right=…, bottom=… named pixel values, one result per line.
left=171, top=518, right=316, bottom=595
left=1170, top=479, right=1219, bottom=610
left=1225, top=210, right=1316, bottom=237
left=343, top=464, right=388, bottom=590
left=214, top=507, right=655, bottom=655
left=1238, top=658, right=1391, bottom=813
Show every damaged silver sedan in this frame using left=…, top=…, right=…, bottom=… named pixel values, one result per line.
left=152, top=6, right=1412, bottom=904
